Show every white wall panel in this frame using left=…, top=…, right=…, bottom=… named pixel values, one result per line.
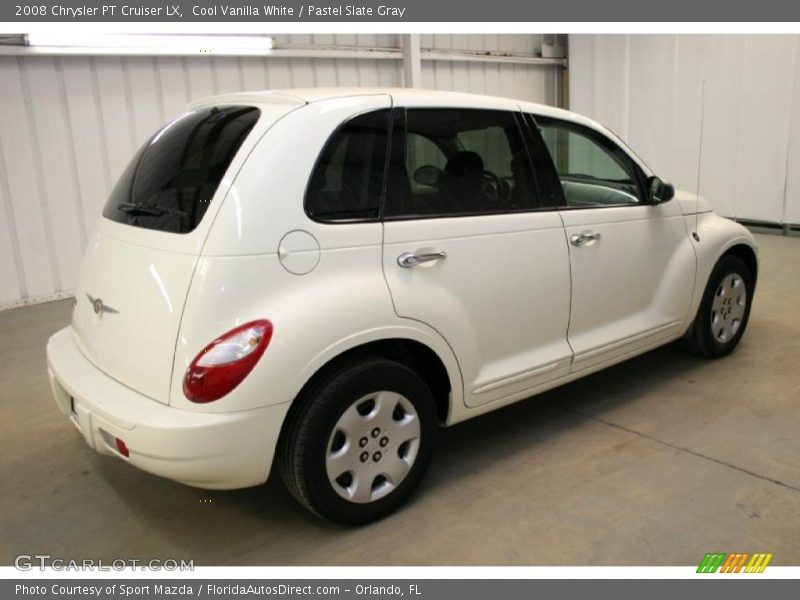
left=0, top=35, right=560, bottom=308
left=627, top=35, right=676, bottom=180
left=0, top=58, right=58, bottom=299
left=238, top=57, right=267, bottom=91
left=0, top=140, right=24, bottom=304
left=570, top=34, right=800, bottom=225
left=587, top=36, right=630, bottom=139
left=732, top=37, right=795, bottom=222
left=420, top=33, right=558, bottom=105
left=61, top=57, right=114, bottom=226
left=784, top=40, right=800, bottom=225
left=422, top=61, right=556, bottom=104
left=672, top=36, right=744, bottom=220
left=24, top=57, right=86, bottom=292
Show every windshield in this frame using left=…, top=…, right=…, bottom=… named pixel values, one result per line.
left=103, top=106, right=260, bottom=234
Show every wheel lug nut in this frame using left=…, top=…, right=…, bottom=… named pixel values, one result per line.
left=373, top=452, right=382, bottom=462
left=380, top=437, right=389, bottom=447
left=371, top=428, right=380, bottom=438
left=360, top=452, right=369, bottom=463
left=358, top=437, right=368, bottom=448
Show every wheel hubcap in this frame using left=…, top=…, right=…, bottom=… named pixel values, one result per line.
left=711, top=273, right=747, bottom=343
left=326, top=391, right=421, bottom=504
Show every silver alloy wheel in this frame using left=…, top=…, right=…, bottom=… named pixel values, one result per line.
left=711, top=272, right=747, bottom=343
left=325, top=391, right=421, bottom=504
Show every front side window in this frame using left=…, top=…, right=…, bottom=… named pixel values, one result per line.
left=305, top=109, right=390, bottom=222
left=103, top=106, right=260, bottom=234
left=536, top=117, right=643, bottom=208
left=385, top=108, right=539, bottom=218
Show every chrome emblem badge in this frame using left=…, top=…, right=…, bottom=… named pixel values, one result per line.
left=86, top=293, right=118, bottom=315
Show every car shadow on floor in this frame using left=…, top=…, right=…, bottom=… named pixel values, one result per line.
left=82, top=340, right=714, bottom=562
left=425, top=341, right=707, bottom=486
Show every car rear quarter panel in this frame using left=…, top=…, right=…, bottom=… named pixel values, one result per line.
left=169, top=248, right=464, bottom=413
left=170, top=95, right=464, bottom=413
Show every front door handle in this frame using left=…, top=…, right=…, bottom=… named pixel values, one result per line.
left=570, top=232, right=602, bottom=247
left=397, top=251, right=447, bottom=268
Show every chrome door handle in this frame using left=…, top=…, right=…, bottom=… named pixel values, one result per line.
left=570, top=232, right=602, bottom=247
left=397, top=251, right=447, bottom=268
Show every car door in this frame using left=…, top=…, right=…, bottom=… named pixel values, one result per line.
left=529, top=114, right=696, bottom=373
left=382, top=106, right=573, bottom=408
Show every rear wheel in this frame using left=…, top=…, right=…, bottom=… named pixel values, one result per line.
left=685, top=255, right=753, bottom=358
left=279, top=357, right=436, bottom=525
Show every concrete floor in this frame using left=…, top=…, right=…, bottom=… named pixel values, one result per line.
left=1, top=233, right=798, bottom=566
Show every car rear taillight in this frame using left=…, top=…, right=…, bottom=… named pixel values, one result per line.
left=183, top=320, right=273, bottom=403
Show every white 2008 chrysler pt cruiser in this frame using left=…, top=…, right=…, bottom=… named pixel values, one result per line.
left=47, top=88, right=757, bottom=524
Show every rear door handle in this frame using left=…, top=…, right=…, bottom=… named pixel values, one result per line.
left=570, top=232, right=602, bottom=247
left=397, top=251, right=447, bottom=268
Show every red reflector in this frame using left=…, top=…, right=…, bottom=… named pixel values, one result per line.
left=115, top=438, right=129, bottom=457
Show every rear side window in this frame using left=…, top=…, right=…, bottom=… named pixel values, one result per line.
left=384, top=108, right=539, bottom=219
left=103, top=106, right=260, bottom=234
left=305, top=110, right=390, bottom=222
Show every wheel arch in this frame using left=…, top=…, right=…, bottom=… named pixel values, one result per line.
left=688, top=215, right=759, bottom=323
left=684, top=220, right=759, bottom=340
left=282, top=332, right=462, bottom=439
left=722, top=242, right=758, bottom=284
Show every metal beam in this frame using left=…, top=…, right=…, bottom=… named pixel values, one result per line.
left=402, top=34, right=423, bottom=88
left=422, top=49, right=567, bottom=67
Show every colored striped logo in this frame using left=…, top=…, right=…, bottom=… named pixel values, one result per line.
left=697, top=552, right=773, bottom=573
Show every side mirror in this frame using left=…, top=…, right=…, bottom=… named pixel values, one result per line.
left=647, top=176, right=675, bottom=204
left=414, top=165, right=442, bottom=187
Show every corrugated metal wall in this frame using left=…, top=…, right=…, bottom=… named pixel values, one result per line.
left=0, top=34, right=561, bottom=308
left=421, top=34, right=561, bottom=103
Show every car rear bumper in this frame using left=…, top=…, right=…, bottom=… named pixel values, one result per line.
left=46, top=327, right=289, bottom=490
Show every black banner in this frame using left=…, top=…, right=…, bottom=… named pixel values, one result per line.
left=5, top=579, right=800, bottom=600
left=3, top=0, right=800, bottom=22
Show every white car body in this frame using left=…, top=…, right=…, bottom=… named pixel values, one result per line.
left=46, top=88, right=758, bottom=492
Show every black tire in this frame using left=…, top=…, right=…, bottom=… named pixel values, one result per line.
left=279, top=356, right=436, bottom=525
left=685, top=255, right=754, bottom=358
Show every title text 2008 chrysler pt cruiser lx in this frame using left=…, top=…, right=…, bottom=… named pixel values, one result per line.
left=47, top=88, right=757, bottom=524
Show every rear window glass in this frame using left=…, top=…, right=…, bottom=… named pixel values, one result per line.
left=385, top=108, right=539, bottom=218
left=103, top=106, right=260, bottom=234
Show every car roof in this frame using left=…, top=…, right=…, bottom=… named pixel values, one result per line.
left=187, top=87, right=652, bottom=175
left=189, top=86, right=575, bottom=120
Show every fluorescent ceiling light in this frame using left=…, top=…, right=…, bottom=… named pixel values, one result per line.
left=0, top=34, right=26, bottom=46
left=23, top=33, right=274, bottom=56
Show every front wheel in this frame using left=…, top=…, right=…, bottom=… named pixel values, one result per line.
left=685, top=255, right=754, bottom=358
left=279, top=357, right=436, bottom=525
